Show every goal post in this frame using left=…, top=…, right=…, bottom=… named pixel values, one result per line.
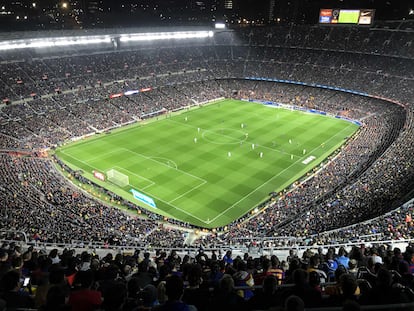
left=107, top=169, right=129, bottom=187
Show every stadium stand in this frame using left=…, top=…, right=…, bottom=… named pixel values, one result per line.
left=0, top=24, right=413, bottom=310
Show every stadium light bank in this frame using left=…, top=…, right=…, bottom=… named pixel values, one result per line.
left=119, top=30, right=214, bottom=42
left=0, top=30, right=214, bottom=51
left=0, top=35, right=112, bottom=51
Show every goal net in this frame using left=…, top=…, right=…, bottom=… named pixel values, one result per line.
left=107, top=169, right=129, bottom=187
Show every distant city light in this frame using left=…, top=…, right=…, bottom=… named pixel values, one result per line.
left=32, top=2, right=36, bottom=8
left=409, top=9, right=414, bottom=15
left=62, top=2, right=68, bottom=9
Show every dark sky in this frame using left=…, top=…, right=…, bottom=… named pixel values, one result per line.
left=229, top=0, right=414, bottom=23
left=100, top=0, right=414, bottom=19
left=0, top=0, right=412, bottom=31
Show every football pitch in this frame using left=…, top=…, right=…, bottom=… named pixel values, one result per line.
left=54, top=99, right=359, bottom=228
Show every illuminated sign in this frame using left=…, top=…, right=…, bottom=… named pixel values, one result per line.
left=319, top=9, right=333, bottom=23
left=93, top=170, right=105, bottom=181
left=130, top=189, right=157, bottom=208
left=359, top=10, right=375, bottom=25
left=319, top=9, right=375, bottom=25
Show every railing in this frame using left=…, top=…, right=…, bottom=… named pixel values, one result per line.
left=1, top=232, right=413, bottom=261
left=0, top=230, right=28, bottom=243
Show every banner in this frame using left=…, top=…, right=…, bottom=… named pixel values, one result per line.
left=130, top=189, right=157, bottom=208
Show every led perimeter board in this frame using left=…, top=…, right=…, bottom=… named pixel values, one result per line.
left=319, top=9, right=375, bottom=25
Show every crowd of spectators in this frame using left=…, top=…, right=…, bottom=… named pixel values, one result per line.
left=1, top=240, right=414, bottom=310
left=0, top=154, right=189, bottom=248
left=0, top=25, right=413, bottom=252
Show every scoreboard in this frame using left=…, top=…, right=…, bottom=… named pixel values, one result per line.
left=319, top=9, right=375, bottom=25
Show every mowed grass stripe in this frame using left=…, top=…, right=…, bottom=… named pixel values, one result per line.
left=55, top=99, right=359, bottom=228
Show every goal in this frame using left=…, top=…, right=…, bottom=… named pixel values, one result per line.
left=106, top=169, right=129, bottom=187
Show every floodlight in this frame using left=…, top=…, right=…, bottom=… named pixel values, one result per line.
left=124, top=90, right=139, bottom=96
left=120, top=31, right=214, bottom=42
left=0, top=35, right=111, bottom=50
left=215, top=23, right=226, bottom=29
left=0, top=30, right=212, bottom=51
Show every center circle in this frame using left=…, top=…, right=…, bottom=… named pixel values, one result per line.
left=202, top=128, right=247, bottom=145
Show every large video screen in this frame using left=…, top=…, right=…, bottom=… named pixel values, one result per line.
left=319, top=9, right=375, bottom=25
left=338, top=10, right=360, bottom=24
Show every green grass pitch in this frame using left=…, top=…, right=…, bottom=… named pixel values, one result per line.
left=55, top=99, right=359, bottom=228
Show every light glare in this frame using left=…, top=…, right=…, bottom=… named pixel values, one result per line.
left=0, top=30, right=214, bottom=51
left=0, top=36, right=111, bottom=51
left=120, top=31, right=214, bottom=42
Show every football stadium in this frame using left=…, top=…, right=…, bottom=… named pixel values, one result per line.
left=0, top=4, right=414, bottom=310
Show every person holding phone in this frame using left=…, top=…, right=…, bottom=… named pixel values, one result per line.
left=0, top=270, right=34, bottom=309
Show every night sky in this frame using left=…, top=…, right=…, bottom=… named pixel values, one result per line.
left=0, top=0, right=412, bottom=31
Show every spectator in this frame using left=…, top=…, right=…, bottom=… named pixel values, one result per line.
left=39, top=284, right=71, bottom=311
left=0, top=270, right=35, bottom=309
left=210, top=274, right=245, bottom=311
left=153, top=274, right=197, bottom=311
left=283, top=295, right=305, bottom=311
left=336, top=247, right=350, bottom=269
left=68, top=270, right=102, bottom=311
left=360, top=268, right=414, bottom=305
left=326, top=273, right=360, bottom=307
left=182, top=264, right=210, bottom=311
left=279, top=269, right=323, bottom=308
left=246, top=275, right=279, bottom=311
